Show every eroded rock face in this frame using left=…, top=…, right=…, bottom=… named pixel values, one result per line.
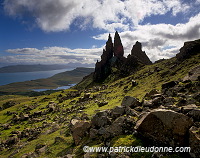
left=131, top=41, right=152, bottom=65
left=135, top=109, right=193, bottom=146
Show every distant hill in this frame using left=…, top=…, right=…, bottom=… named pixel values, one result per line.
left=0, top=64, right=71, bottom=73
left=0, top=67, right=94, bottom=94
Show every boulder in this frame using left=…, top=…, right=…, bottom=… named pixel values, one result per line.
left=110, top=106, right=125, bottom=119
left=97, top=101, right=108, bottom=107
left=71, top=120, right=91, bottom=145
left=189, top=126, right=200, bottom=158
left=91, top=111, right=111, bottom=128
left=135, top=109, right=193, bottom=146
left=121, top=96, right=140, bottom=108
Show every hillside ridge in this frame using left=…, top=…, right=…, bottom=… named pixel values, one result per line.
left=0, top=38, right=199, bottom=158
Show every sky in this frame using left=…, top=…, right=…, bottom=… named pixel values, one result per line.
left=0, top=0, right=200, bottom=67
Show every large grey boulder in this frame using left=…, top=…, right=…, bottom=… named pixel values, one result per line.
left=135, top=109, right=193, bottom=146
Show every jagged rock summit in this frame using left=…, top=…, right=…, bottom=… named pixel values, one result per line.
left=93, top=31, right=152, bottom=82
left=131, top=41, right=152, bottom=65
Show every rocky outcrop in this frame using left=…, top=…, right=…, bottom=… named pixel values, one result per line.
left=131, top=41, right=152, bottom=65
left=176, top=39, right=200, bottom=61
left=93, top=31, right=152, bottom=82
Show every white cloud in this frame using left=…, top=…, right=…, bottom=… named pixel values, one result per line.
left=3, top=0, right=191, bottom=32
left=2, top=46, right=103, bottom=65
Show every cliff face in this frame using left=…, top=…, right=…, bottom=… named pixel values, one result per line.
left=93, top=31, right=152, bottom=82
left=176, top=39, right=200, bottom=61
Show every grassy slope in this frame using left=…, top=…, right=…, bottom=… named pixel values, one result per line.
left=0, top=67, right=94, bottom=93
left=0, top=53, right=199, bottom=157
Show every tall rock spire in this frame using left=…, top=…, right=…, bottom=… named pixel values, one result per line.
left=114, top=31, right=124, bottom=58
left=93, top=34, right=114, bottom=82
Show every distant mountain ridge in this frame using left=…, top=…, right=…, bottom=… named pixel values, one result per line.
left=0, top=64, right=71, bottom=73
left=0, top=67, right=94, bottom=94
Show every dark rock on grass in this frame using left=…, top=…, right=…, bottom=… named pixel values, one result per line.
left=4, top=136, right=19, bottom=147
left=1, top=101, right=16, bottom=110
left=121, top=96, right=141, bottom=108
left=97, top=101, right=108, bottom=107
left=162, top=81, right=178, bottom=90
left=135, top=109, right=193, bottom=147
left=2, top=123, right=11, bottom=130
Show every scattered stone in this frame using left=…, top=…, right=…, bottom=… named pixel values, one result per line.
left=97, top=101, right=108, bottom=107
left=131, top=80, right=137, bottom=87
left=2, top=123, right=11, bottom=130
left=1, top=101, right=16, bottom=110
